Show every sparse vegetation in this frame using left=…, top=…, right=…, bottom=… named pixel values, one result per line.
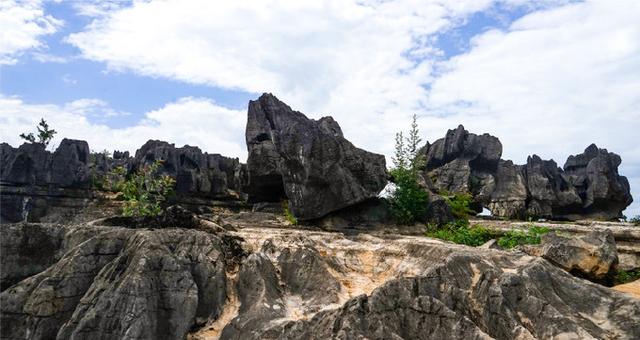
left=497, top=226, right=551, bottom=249
left=630, top=215, right=640, bottom=226
left=108, top=160, right=175, bottom=217
left=389, top=114, right=429, bottom=224
left=282, top=200, right=298, bottom=225
left=19, top=118, right=57, bottom=147
left=615, top=268, right=640, bottom=285
left=426, top=219, right=498, bottom=247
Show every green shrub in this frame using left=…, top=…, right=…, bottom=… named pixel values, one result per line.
left=389, top=114, right=429, bottom=225
left=108, top=160, right=175, bottom=217
left=615, top=269, right=640, bottom=285
left=442, top=191, right=475, bottom=220
left=426, top=220, right=498, bottom=247
left=283, top=200, right=298, bottom=225
left=497, top=226, right=551, bottom=249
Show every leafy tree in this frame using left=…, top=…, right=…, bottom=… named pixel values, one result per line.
left=20, top=118, right=57, bottom=147
left=389, top=114, right=429, bottom=224
left=107, top=161, right=176, bottom=217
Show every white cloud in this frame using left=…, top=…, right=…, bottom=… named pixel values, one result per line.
left=0, top=96, right=247, bottom=159
left=66, top=0, right=524, bottom=156
left=0, top=0, right=62, bottom=64
left=424, top=0, right=640, bottom=216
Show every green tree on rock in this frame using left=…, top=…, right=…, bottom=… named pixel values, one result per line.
left=389, top=114, right=429, bottom=224
left=19, top=118, right=57, bottom=147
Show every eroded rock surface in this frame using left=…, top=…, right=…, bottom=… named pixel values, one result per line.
left=521, top=230, right=619, bottom=285
left=420, top=125, right=632, bottom=220
left=1, top=223, right=233, bottom=340
left=245, top=93, right=388, bottom=220
left=3, top=219, right=640, bottom=340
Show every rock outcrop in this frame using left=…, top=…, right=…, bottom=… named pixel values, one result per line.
left=521, top=230, right=619, bottom=285
left=245, top=93, right=388, bottom=220
left=2, top=220, right=640, bottom=340
left=0, top=140, right=245, bottom=223
left=133, top=140, right=244, bottom=200
left=420, top=125, right=633, bottom=220
left=0, top=222, right=235, bottom=340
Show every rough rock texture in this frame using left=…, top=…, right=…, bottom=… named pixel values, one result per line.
left=245, top=93, right=388, bottom=220
left=0, top=223, right=232, bottom=340
left=3, top=220, right=640, bottom=340
left=203, top=227, right=639, bottom=340
left=0, top=139, right=245, bottom=223
left=1, top=140, right=94, bottom=223
left=420, top=125, right=633, bottom=220
left=133, top=140, right=244, bottom=199
left=521, top=230, right=619, bottom=285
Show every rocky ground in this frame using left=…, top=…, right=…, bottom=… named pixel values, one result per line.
left=1, top=210, right=639, bottom=340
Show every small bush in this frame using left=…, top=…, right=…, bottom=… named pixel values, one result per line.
left=108, top=161, right=175, bottom=217
left=426, top=220, right=498, bottom=247
left=497, top=226, right=551, bottom=249
left=283, top=200, right=298, bottom=225
left=615, top=269, right=640, bottom=285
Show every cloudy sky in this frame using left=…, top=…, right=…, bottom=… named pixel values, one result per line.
left=0, top=0, right=638, bottom=217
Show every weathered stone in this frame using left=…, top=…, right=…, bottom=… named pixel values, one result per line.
left=0, top=223, right=232, bottom=340
left=421, top=126, right=633, bottom=220
left=563, top=144, right=633, bottom=220
left=521, top=230, right=619, bottom=285
left=245, top=93, right=388, bottom=220
left=133, top=140, right=243, bottom=199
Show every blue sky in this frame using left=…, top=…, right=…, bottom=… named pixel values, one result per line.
left=0, top=0, right=638, bottom=217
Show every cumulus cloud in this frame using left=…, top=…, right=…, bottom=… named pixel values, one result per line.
left=66, top=0, right=526, bottom=156
left=0, top=0, right=63, bottom=64
left=0, top=96, right=247, bottom=159
left=424, top=0, right=640, bottom=216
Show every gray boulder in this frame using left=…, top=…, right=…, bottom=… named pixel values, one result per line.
left=521, top=230, right=619, bottom=285
left=245, top=93, right=388, bottom=220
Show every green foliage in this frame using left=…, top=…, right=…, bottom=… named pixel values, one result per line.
left=497, top=226, right=551, bottom=249
left=427, top=221, right=551, bottom=249
left=615, top=269, right=640, bottom=285
left=389, top=114, right=429, bottom=225
left=19, top=118, right=57, bottom=147
left=107, top=161, right=176, bottom=217
left=442, top=192, right=475, bottom=221
left=282, top=200, right=298, bottom=225
left=630, top=215, right=640, bottom=226
left=426, top=219, right=498, bottom=247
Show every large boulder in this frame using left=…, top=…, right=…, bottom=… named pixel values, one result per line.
left=521, top=230, right=619, bottom=285
left=563, top=144, right=633, bottom=220
left=421, top=126, right=633, bottom=220
left=245, top=93, right=388, bottom=220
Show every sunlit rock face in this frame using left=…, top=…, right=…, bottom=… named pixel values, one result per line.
left=4, top=217, right=639, bottom=340
left=419, top=126, right=633, bottom=220
left=245, top=93, right=388, bottom=220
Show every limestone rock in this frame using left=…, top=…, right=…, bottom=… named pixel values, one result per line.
left=521, top=230, right=619, bottom=285
left=421, top=126, right=633, bottom=220
left=245, top=93, right=388, bottom=220
left=133, top=140, right=243, bottom=199
left=0, top=223, right=232, bottom=340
